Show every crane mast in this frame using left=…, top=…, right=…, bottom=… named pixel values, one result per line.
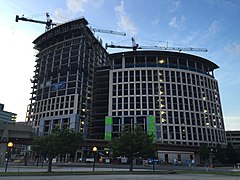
left=106, top=37, right=208, bottom=52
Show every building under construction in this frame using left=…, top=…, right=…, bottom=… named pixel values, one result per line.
left=25, top=18, right=108, bottom=138
left=25, top=17, right=226, bottom=164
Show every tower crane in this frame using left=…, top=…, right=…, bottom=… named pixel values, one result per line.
left=89, top=27, right=126, bottom=36
left=106, top=37, right=208, bottom=52
left=15, top=13, right=57, bottom=31
left=15, top=13, right=126, bottom=36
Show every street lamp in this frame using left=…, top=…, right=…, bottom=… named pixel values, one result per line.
left=92, top=146, right=97, bottom=172
left=210, top=148, right=214, bottom=168
left=5, top=141, right=14, bottom=172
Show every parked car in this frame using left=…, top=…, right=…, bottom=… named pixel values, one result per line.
left=147, top=158, right=160, bottom=164
left=85, top=158, right=94, bottom=163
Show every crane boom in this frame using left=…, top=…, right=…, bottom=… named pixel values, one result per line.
left=15, top=13, right=57, bottom=31
left=15, top=13, right=126, bottom=36
left=89, top=27, right=126, bottom=36
left=106, top=37, right=208, bottom=52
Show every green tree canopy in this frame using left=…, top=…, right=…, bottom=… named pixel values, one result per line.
left=215, top=144, right=226, bottom=164
left=110, top=127, right=156, bottom=171
left=32, top=128, right=83, bottom=172
left=226, top=142, right=236, bottom=164
left=199, top=144, right=210, bottom=164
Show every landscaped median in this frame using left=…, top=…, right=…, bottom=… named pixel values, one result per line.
left=0, top=170, right=176, bottom=176
left=0, top=170, right=240, bottom=177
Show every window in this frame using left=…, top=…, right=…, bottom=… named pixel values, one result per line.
left=124, top=97, right=128, bottom=109
left=171, top=71, right=175, bottom=82
left=118, top=84, right=122, bottom=96
left=163, top=126, right=168, bottom=139
left=148, top=96, right=153, bottom=109
left=124, top=71, right=128, bottom=82
left=136, top=83, right=140, bottom=95
left=124, top=84, right=128, bottom=95
left=118, top=72, right=122, bottom=83
left=148, top=83, right=153, bottom=94
left=130, top=97, right=134, bottom=109
left=172, top=84, right=176, bottom=96
left=153, top=70, right=158, bottom=81
left=169, top=126, right=174, bottom=139
left=154, top=83, right=158, bottom=95
left=174, top=111, right=179, bottom=124
left=142, top=83, right=146, bottom=95
left=142, top=96, right=147, bottom=109
left=113, top=85, right=116, bottom=96
left=130, top=71, right=134, bottom=81
left=141, top=70, right=146, bottom=81
left=136, top=96, right=141, bottom=109
left=136, top=70, right=140, bottom=81
left=147, top=70, right=152, bottom=81
left=118, top=97, right=122, bottom=109
left=113, top=72, right=117, bottom=83
left=130, top=84, right=134, bottom=95
left=165, top=71, right=170, bottom=82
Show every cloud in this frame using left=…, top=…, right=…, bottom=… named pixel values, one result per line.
left=152, top=19, right=159, bottom=25
left=224, top=116, right=240, bottom=130
left=169, top=15, right=185, bottom=29
left=53, top=8, right=69, bottom=22
left=114, top=0, right=137, bottom=36
left=66, top=0, right=104, bottom=13
left=170, top=0, right=181, bottom=13
left=209, top=20, right=219, bottom=34
left=224, top=43, right=240, bottom=54
left=67, top=0, right=87, bottom=13
left=169, top=17, right=177, bottom=28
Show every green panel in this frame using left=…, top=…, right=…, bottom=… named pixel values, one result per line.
left=148, top=115, right=156, bottom=142
left=149, top=115, right=155, bottom=124
left=104, top=132, right=112, bottom=140
left=105, top=117, right=113, bottom=125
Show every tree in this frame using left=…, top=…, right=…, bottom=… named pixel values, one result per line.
left=225, top=143, right=236, bottom=164
left=215, top=144, right=226, bottom=164
left=110, top=128, right=156, bottom=171
left=32, top=128, right=83, bottom=172
left=199, top=144, right=210, bottom=165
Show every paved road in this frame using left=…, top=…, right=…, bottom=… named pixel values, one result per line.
left=0, top=163, right=236, bottom=173
left=1, top=174, right=240, bottom=180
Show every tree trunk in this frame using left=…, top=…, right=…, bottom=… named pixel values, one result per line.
left=48, top=156, right=53, bottom=172
left=36, top=156, right=39, bottom=167
left=129, top=158, right=133, bottom=171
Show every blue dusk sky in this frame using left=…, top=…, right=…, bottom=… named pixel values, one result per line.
left=0, top=0, right=239, bottom=130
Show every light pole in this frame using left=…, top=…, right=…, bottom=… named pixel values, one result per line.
left=5, top=142, right=14, bottom=172
left=210, top=148, right=213, bottom=168
left=92, top=146, right=97, bottom=172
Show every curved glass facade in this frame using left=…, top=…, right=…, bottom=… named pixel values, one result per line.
left=107, top=51, right=226, bottom=147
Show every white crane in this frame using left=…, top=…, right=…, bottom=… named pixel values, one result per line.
left=15, top=13, right=126, bottom=36
left=106, top=37, right=208, bottom=52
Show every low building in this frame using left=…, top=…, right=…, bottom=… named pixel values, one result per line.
left=226, top=130, right=240, bottom=148
left=0, top=103, right=17, bottom=124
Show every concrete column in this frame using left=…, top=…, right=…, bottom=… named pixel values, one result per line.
left=0, top=143, right=7, bottom=164
left=0, top=124, right=9, bottom=164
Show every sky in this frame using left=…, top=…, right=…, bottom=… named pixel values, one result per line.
left=0, top=0, right=239, bottom=130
